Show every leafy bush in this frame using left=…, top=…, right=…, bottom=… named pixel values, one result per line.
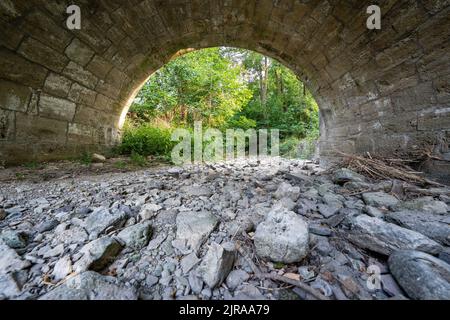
left=119, top=123, right=175, bottom=157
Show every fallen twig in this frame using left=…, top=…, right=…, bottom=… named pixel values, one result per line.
left=235, top=241, right=330, bottom=301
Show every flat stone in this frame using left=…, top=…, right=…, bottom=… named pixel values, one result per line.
left=389, top=250, right=450, bottom=300
left=226, top=270, right=250, bottom=290
left=380, top=274, right=404, bottom=297
left=317, top=203, right=340, bottom=218
left=117, top=221, right=152, bottom=250
left=188, top=270, right=204, bottom=294
left=0, top=241, right=30, bottom=274
left=199, top=242, right=236, bottom=288
left=139, top=203, right=162, bottom=221
left=52, top=256, right=72, bottom=282
left=332, top=168, right=366, bottom=185
left=176, top=211, right=219, bottom=251
left=73, top=237, right=123, bottom=273
left=394, top=196, right=448, bottom=214
left=180, top=185, right=212, bottom=197
left=254, top=209, right=309, bottom=263
left=362, top=192, right=399, bottom=208
left=0, top=229, right=28, bottom=249
left=386, top=210, right=450, bottom=245
left=346, top=215, right=442, bottom=256
left=363, top=206, right=384, bottom=218
left=39, top=271, right=138, bottom=300
left=36, top=219, right=59, bottom=233
left=0, top=274, right=21, bottom=299
left=84, top=207, right=127, bottom=239
left=180, top=252, right=200, bottom=274
left=274, top=182, right=300, bottom=201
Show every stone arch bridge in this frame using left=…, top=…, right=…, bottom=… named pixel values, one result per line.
left=0, top=1, right=449, bottom=175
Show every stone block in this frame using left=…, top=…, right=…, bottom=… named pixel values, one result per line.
left=15, top=113, right=67, bottom=143
left=18, top=37, right=68, bottom=72
left=63, top=61, right=98, bottom=90
left=86, top=55, right=114, bottom=80
left=68, top=83, right=97, bottom=106
left=38, top=94, right=76, bottom=121
left=0, top=109, right=15, bottom=140
left=65, top=38, right=95, bottom=67
left=43, top=73, right=72, bottom=98
left=0, top=80, right=31, bottom=112
left=0, top=48, right=48, bottom=87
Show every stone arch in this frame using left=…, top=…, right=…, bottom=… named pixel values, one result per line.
left=0, top=0, right=449, bottom=167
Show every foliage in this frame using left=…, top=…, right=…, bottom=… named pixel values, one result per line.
left=122, top=47, right=320, bottom=160
left=119, top=122, right=175, bottom=157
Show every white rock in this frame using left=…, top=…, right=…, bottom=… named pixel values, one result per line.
left=254, top=209, right=309, bottom=263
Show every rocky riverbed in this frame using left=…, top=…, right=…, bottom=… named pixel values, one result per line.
left=0, top=157, right=449, bottom=300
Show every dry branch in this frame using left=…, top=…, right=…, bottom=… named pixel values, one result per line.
left=335, top=151, right=444, bottom=187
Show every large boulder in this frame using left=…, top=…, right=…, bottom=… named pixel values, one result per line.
left=176, top=211, right=219, bottom=251
left=73, top=237, right=123, bottom=272
left=199, top=242, right=236, bottom=288
left=117, top=221, right=152, bottom=249
left=254, top=209, right=309, bottom=263
left=386, top=210, right=450, bottom=246
left=345, top=215, right=442, bottom=256
left=389, top=250, right=450, bottom=300
left=39, top=271, right=137, bottom=300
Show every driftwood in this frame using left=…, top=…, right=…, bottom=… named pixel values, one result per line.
left=335, top=151, right=444, bottom=187
left=235, top=241, right=331, bottom=301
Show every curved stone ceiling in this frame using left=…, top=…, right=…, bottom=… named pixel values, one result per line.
left=0, top=0, right=449, bottom=165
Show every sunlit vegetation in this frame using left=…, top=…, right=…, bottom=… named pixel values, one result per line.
left=121, top=47, right=319, bottom=160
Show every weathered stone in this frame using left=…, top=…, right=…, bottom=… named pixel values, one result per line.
left=43, top=73, right=72, bottom=98
left=199, top=242, right=236, bottom=288
left=38, top=94, right=76, bottom=121
left=68, top=83, right=97, bottom=106
left=139, top=203, right=162, bottom=221
left=180, top=185, right=212, bottom=197
left=362, top=192, right=399, bottom=208
left=0, top=241, right=30, bottom=274
left=389, top=250, right=450, bottom=300
left=274, top=182, right=300, bottom=201
left=74, top=237, right=123, bottom=272
left=63, top=61, right=98, bottom=90
left=0, top=274, right=21, bottom=299
left=117, top=221, right=152, bottom=250
left=345, top=215, right=442, bottom=256
left=65, top=38, right=95, bottom=66
left=0, top=80, right=31, bottom=112
left=332, top=168, right=366, bottom=185
left=84, top=207, right=127, bottom=238
left=394, top=197, right=448, bottom=214
left=180, top=252, right=200, bottom=274
left=91, top=153, right=106, bottom=163
left=254, top=209, right=309, bottom=263
left=386, top=210, right=450, bottom=245
left=52, top=256, right=72, bottom=282
left=226, top=270, right=250, bottom=290
left=0, top=230, right=28, bottom=249
left=18, top=37, right=68, bottom=72
left=176, top=211, right=219, bottom=251
left=39, top=271, right=138, bottom=300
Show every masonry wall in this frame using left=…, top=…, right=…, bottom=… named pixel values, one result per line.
left=0, top=0, right=449, bottom=168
